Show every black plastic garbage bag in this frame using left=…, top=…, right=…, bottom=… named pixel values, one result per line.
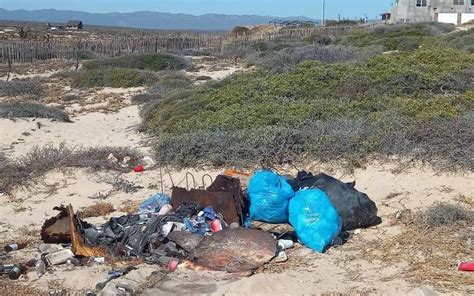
left=289, top=171, right=381, bottom=231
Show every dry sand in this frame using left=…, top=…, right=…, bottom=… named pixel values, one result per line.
left=0, top=61, right=472, bottom=295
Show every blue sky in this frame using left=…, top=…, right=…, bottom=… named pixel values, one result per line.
left=0, top=0, right=394, bottom=19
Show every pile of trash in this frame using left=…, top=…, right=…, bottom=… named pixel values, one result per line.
left=1, top=169, right=383, bottom=294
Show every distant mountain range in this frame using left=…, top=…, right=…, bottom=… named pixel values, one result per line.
left=0, top=8, right=317, bottom=31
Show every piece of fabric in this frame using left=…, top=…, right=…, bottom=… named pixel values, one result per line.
left=248, top=170, right=294, bottom=223
left=289, top=189, right=341, bottom=253
left=289, top=171, right=381, bottom=230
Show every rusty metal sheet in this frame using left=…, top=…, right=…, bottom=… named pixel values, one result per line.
left=207, top=175, right=245, bottom=224
left=67, top=205, right=109, bottom=257
left=41, top=206, right=72, bottom=243
left=193, top=228, right=277, bottom=273
left=171, top=187, right=240, bottom=224
left=167, top=231, right=203, bottom=255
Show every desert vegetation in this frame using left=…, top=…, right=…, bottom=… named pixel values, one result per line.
left=142, top=24, right=473, bottom=170
left=0, top=145, right=142, bottom=193
left=0, top=101, right=71, bottom=122
left=0, top=78, right=42, bottom=97
left=82, top=53, right=192, bottom=71
left=70, top=53, right=191, bottom=88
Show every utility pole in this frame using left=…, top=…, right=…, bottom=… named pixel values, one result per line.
left=321, top=0, right=326, bottom=26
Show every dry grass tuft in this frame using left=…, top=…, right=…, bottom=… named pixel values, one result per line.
left=80, top=202, right=115, bottom=218
left=118, top=200, right=140, bottom=214
left=0, top=279, right=43, bottom=296
left=363, top=203, right=474, bottom=293
left=417, top=202, right=473, bottom=229
left=0, top=144, right=142, bottom=194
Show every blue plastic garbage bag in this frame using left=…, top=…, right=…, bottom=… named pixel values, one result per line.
left=248, top=170, right=294, bottom=223
left=139, top=193, right=171, bottom=214
left=289, top=189, right=341, bottom=253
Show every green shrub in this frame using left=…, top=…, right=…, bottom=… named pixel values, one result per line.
left=336, top=22, right=455, bottom=51
left=131, top=93, right=161, bottom=105
left=437, top=28, right=474, bottom=53
left=248, top=44, right=379, bottom=73
left=72, top=68, right=157, bottom=88
left=150, top=78, right=192, bottom=96
left=0, top=101, right=71, bottom=122
left=145, top=45, right=473, bottom=170
left=83, top=53, right=192, bottom=71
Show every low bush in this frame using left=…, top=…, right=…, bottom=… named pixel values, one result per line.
left=149, top=77, right=192, bottom=96
left=72, top=68, right=157, bottom=88
left=83, top=53, right=192, bottom=71
left=62, top=94, right=81, bottom=102
left=146, top=45, right=473, bottom=170
left=437, top=28, right=474, bottom=53
left=0, top=101, right=71, bottom=122
left=131, top=93, right=161, bottom=105
left=248, top=44, right=380, bottom=73
left=336, top=22, right=455, bottom=51
left=195, top=75, right=213, bottom=81
left=0, top=145, right=142, bottom=193
left=0, top=79, right=42, bottom=97
left=417, top=202, right=473, bottom=229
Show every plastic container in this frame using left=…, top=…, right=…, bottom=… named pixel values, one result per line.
left=168, top=259, right=179, bottom=272
left=458, top=262, right=474, bottom=272
left=210, top=219, right=223, bottom=232
left=133, top=165, right=145, bottom=173
left=278, top=239, right=294, bottom=250
left=8, top=265, right=22, bottom=280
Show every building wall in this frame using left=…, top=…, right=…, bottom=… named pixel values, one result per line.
left=390, top=0, right=474, bottom=23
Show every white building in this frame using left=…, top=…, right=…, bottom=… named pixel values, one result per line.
left=386, top=0, right=474, bottom=25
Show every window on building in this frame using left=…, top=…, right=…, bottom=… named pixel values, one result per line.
left=471, top=0, right=474, bottom=5
left=453, top=0, right=464, bottom=5
left=416, top=0, right=427, bottom=7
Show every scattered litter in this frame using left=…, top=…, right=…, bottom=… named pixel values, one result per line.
left=133, top=165, right=145, bottom=172
left=354, top=229, right=361, bottom=235
left=4, top=242, right=27, bottom=252
left=92, top=257, right=105, bottom=264
left=278, top=239, right=293, bottom=250
left=142, top=156, right=156, bottom=168
left=122, top=156, right=131, bottom=167
left=95, top=267, right=137, bottom=292
left=107, top=153, right=118, bottom=163
left=45, top=248, right=75, bottom=265
left=0, top=264, right=22, bottom=280
left=458, top=262, right=474, bottom=272
left=139, top=193, right=171, bottom=214
left=158, top=204, right=173, bottom=215
left=38, top=243, right=64, bottom=254
left=273, top=251, right=288, bottom=263
left=7, top=168, right=385, bottom=289
left=116, top=282, right=135, bottom=294
left=35, top=258, right=46, bottom=277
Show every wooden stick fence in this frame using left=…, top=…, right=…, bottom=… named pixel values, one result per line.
left=0, top=23, right=381, bottom=64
